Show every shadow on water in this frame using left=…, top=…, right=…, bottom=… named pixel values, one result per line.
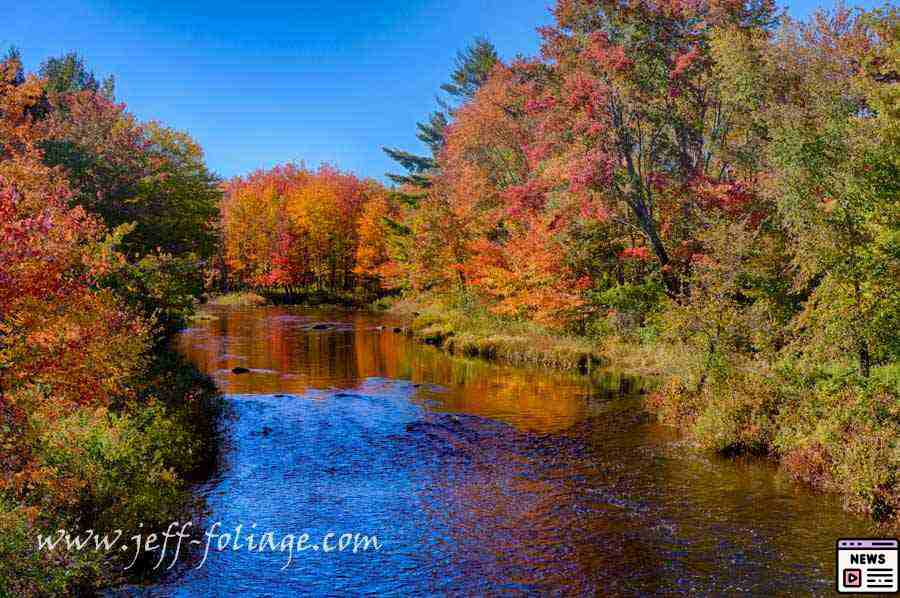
left=120, top=305, right=873, bottom=596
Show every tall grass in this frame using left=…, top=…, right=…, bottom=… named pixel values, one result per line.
left=206, top=291, right=268, bottom=307
left=393, top=294, right=603, bottom=371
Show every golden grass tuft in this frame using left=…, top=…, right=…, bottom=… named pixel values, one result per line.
left=207, top=291, right=269, bottom=307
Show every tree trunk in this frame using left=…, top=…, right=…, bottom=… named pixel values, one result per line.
left=859, top=342, right=871, bottom=378
left=852, top=277, right=870, bottom=377
left=632, top=199, right=679, bottom=298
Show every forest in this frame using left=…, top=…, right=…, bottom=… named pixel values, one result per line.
left=1, top=0, right=898, bottom=595
left=219, top=0, right=899, bottom=529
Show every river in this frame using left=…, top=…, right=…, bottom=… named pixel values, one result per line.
left=134, top=305, right=872, bottom=596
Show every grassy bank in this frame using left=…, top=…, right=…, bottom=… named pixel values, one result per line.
left=0, top=352, right=224, bottom=596
left=206, top=290, right=269, bottom=307
left=382, top=294, right=604, bottom=371
left=208, top=287, right=384, bottom=309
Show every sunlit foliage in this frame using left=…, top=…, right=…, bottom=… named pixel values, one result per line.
left=0, top=50, right=222, bottom=595
left=220, top=164, right=392, bottom=294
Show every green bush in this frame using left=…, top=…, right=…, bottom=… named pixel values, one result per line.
left=692, top=368, right=784, bottom=454
left=776, top=367, right=900, bottom=524
left=0, top=499, right=93, bottom=598
left=0, top=353, right=223, bottom=596
left=370, top=296, right=397, bottom=311
left=104, top=252, right=204, bottom=340
left=31, top=405, right=189, bottom=535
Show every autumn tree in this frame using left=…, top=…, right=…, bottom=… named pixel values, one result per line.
left=383, top=38, right=500, bottom=191
left=530, top=0, right=776, bottom=296
left=220, top=164, right=390, bottom=295
left=0, top=49, right=45, bottom=158
left=40, top=51, right=114, bottom=99
left=766, top=7, right=900, bottom=376
left=354, top=183, right=405, bottom=289
left=128, top=122, right=221, bottom=258
left=37, top=89, right=149, bottom=224
left=0, top=51, right=149, bottom=406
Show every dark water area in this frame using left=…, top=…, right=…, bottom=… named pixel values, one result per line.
left=132, top=305, right=872, bottom=596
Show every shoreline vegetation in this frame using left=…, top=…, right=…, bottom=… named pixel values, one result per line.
left=206, top=291, right=270, bottom=307
left=207, top=288, right=365, bottom=309
left=0, top=52, right=225, bottom=595
left=383, top=295, right=605, bottom=372
left=382, top=293, right=899, bottom=530
left=207, top=288, right=899, bottom=531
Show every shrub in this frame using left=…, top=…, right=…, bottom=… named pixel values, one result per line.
left=104, top=251, right=204, bottom=340
left=587, top=281, right=666, bottom=337
left=0, top=501, right=90, bottom=598
left=29, top=405, right=189, bottom=533
left=776, top=369, right=900, bottom=524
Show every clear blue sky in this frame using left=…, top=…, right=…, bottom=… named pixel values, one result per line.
left=3, top=1, right=885, bottom=182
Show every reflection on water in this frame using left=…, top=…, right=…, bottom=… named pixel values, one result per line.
left=178, top=306, right=624, bottom=434
left=143, top=306, right=872, bottom=596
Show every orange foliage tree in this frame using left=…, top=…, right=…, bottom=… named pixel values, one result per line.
left=388, top=0, right=780, bottom=328
left=220, top=164, right=393, bottom=294
left=422, top=64, right=590, bottom=324
left=0, top=51, right=150, bottom=411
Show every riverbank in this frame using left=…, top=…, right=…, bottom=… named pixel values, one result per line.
left=208, top=288, right=379, bottom=309
left=157, top=303, right=872, bottom=595
left=382, top=294, right=898, bottom=530
left=382, top=296, right=604, bottom=371
left=648, top=358, right=900, bottom=530
left=0, top=351, right=224, bottom=596
left=197, top=294, right=900, bottom=530
left=207, top=290, right=270, bottom=307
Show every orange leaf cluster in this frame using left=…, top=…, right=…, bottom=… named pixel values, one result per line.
left=221, top=164, right=393, bottom=292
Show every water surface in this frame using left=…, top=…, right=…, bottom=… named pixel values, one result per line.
left=143, top=306, right=871, bottom=595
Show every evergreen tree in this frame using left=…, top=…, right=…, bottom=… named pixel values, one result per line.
left=40, top=52, right=115, bottom=99
left=382, top=37, right=499, bottom=194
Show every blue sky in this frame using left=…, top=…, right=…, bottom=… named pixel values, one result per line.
left=3, top=1, right=886, bottom=182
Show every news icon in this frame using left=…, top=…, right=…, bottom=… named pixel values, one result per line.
left=837, top=539, right=898, bottom=593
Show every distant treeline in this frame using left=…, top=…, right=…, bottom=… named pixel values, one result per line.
left=218, top=164, right=397, bottom=297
